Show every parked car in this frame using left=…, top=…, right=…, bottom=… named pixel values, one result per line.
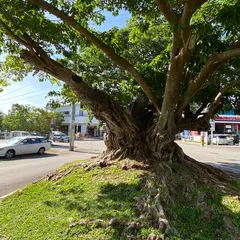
left=229, top=135, right=239, bottom=145
left=29, top=132, right=42, bottom=136
left=212, top=135, right=228, bottom=145
left=52, top=131, right=70, bottom=143
left=233, top=135, right=240, bottom=144
left=10, top=131, right=30, bottom=138
left=0, top=136, right=51, bottom=159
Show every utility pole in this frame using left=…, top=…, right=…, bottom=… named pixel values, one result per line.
left=69, top=103, right=75, bottom=151
left=50, top=119, right=54, bottom=143
left=210, top=121, right=215, bottom=145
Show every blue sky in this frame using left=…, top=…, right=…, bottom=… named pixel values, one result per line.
left=0, top=10, right=130, bottom=114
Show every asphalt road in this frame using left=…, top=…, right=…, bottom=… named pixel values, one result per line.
left=0, top=139, right=104, bottom=198
left=0, top=139, right=239, bottom=198
left=178, top=141, right=240, bottom=178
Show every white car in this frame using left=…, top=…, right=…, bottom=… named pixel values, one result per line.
left=0, top=137, right=51, bottom=159
left=212, top=135, right=228, bottom=145
left=52, top=131, right=70, bottom=143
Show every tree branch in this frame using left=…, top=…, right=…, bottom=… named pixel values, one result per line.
left=27, top=0, right=161, bottom=112
left=177, top=115, right=210, bottom=132
left=0, top=5, right=142, bottom=133
left=193, top=101, right=209, bottom=117
left=0, top=18, right=29, bottom=49
left=155, top=0, right=178, bottom=24
left=177, top=47, right=240, bottom=115
left=20, top=49, right=141, bottom=134
left=206, top=79, right=240, bottom=118
left=178, top=78, right=240, bottom=132
left=0, top=9, right=48, bottom=65
left=180, top=0, right=207, bottom=48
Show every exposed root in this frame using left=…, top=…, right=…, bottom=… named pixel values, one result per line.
left=147, top=233, right=164, bottom=240
left=121, top=159, right=149, bottom=170
left=70, top=219, right=104, bottom=228
left=137, top=181, right=176, bottom=235
left=42, top=161, right=97, bottom=181
left=70, top=218, right=144, bottom=230
left=42, top=142, right=238, bottom=239
left=135, top=143, right=237, bottom=237
left=102, top=146, right=151, bottom=163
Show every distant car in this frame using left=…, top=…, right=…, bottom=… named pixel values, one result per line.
left=52, top=132, right=70, bottom=143
left=212, top=135, right=228, bottom=145
left=0, top=137, right=51, bottom=159
left=233, top=135, right=239, bottom=144
left=29, top=132, right=42, bottom=136
left=10, top=131, right=30, bottom=138
left=226, top=134, right=239, bottom=145
left=226, top=135, right=234, bottom=145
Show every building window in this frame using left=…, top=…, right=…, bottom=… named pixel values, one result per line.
left=62, top=111, right=70, bottom=115
left=79, top=110, right=83, bottom=116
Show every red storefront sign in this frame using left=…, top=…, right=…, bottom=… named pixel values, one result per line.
left=215, top=116, right=240, bottom=123
left=215, top=116, right=240, bottom=121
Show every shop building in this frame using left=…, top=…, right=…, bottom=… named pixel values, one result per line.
left=48, top=104, right=102, bottom=136
left=214, top=115, right=240, bottom=135
left=182, top=111, right=240, bottom=142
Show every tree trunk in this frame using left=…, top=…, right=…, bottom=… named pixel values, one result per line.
left=102, top=115, right=178, bottom=163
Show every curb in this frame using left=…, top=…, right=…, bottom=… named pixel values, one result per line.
left=0, top=190, right=17, bottom=200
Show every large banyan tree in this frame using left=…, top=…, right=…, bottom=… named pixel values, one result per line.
left=0, top=0, right=240, bottom=162
left=1, top=1, right=240, bottom=236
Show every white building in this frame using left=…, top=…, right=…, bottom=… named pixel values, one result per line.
left=50, top=104, right=100, bottom=136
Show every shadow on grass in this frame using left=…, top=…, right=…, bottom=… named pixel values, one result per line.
left=164, top=184, right=240, bottom=240
left=56, top=182, right=142, bottom=219
left=43, top=178, right=145, bottom=239
left=42, top=164, right=240, bottom=240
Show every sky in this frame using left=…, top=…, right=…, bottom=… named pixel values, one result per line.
left=0, top=10, right=131, bottom=114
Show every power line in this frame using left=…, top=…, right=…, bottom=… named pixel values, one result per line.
left=0, top=79, right=39, bottom=97
left=0, top=91, right=51, bottom=106
left=0, top=86, right=52, bottom=102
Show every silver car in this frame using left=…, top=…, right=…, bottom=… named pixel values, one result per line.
left=212, top=135, right=228, bottom=145
left=0, top=137, right=51, bottom=159
left=52, top=133, right=70, bottom=143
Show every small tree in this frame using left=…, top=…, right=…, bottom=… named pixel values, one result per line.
left=3, top=104, right=32, bottom=131
left=0, top=111, right=4, bottom=130
left=3, top=104, right=64, bottom=134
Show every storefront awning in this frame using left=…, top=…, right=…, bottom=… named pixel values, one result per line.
left=215, top=115, right=240, bottom=124
left=215, top=121, right=240, bottom=124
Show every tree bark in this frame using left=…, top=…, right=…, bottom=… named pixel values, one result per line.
left=103, top=115, right=179, bottom=163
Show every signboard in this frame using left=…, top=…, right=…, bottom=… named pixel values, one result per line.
left=210, top=121, right=215, bottom=131
left=215, top=115, right=240, bottom=123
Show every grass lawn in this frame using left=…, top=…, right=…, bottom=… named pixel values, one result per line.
left=0, top=160, right=239, bottom=240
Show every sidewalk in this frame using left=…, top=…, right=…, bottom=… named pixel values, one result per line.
left=51, top=138, right=105, bottom=154
left=179, top=140, right=240, bottom=148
